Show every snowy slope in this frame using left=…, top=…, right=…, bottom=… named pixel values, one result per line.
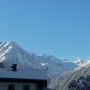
left=49, top=64, right=90, bottom=90
left=0, top=41, right=38, bottom=69
left=0, top=41, right=89, bottom=79
left=38, top=56, right=79, bottom=78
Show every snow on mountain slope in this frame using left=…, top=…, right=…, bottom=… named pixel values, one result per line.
left=0, top=41, right=89, bottom=79
left=73, top=58, right=90, bottom=69
left=0, top=41, right=38, bottom=69
left=38, top=55, right=79, bottom=78
left=49, top=64, right=90, bottom=90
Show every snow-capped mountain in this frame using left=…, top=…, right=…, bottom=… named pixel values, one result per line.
left=0, top=41, right=38, bottom=69
left=49, top=64, right=90, bottom=90
left=0, top=41, right=89, bottom=79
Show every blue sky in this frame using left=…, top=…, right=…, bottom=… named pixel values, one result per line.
left=0, top=0, right=90, bottom=60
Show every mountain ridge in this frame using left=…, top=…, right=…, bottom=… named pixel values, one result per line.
left=0, top=41, right=89, bottom=79
left=49, top=64, right=90, bottom=90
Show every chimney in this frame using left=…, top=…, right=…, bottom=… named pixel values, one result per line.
left=11, top=64, right=17, bottom=71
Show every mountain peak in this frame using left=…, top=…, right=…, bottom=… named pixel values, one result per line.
left=5, top=41, right=18, bottom=46
left=0, top=41, right=18, bottom=49
left=0, top=41, right=36, bottom=69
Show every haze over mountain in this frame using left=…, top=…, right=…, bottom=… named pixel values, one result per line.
left=0, top=41, right=90, bottom=79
